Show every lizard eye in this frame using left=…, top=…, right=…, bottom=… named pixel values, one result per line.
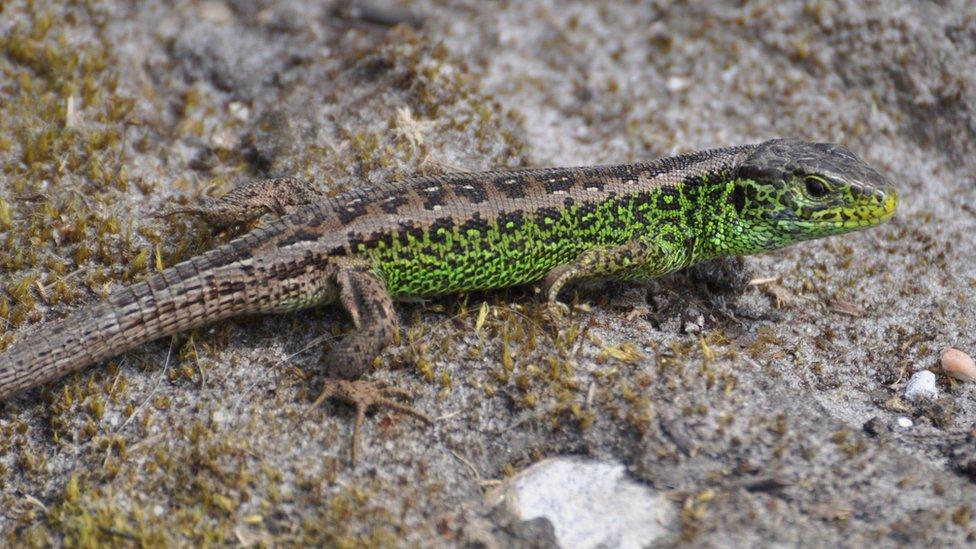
left=804, top=177, right=829, bottom=198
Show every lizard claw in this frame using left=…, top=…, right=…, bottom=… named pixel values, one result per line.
left=151, top=207, right=189, bottom=219
left=152, top=205, right=218, bottom=223
left=304, top=379, right=432, bottom=464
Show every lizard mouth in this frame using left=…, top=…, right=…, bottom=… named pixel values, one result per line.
left=813, top=186, right=898, bottom=230
left=877, top=188, right=898, bottom=221
left=850, top=186, right=898, bottom=227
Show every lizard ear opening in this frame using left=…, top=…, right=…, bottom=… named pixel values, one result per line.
left=732, top=185, right=746, bottom=214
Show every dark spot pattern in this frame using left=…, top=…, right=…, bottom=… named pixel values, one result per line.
left=380, top=194, right=410, bottom=214
left=492, top=175, right=526, bottom=199
left=337, top=200, right=369, bottom=224
left=657, top=186, right=681, bottom=211
left=459, top=213, right=491, bottom=235
left=452, top=180, right=489, bottom=204
left=496, top=210, right=525, bottom=234
left=428, top=217, right=455, bottom=245
left=421, top=185, right=450, bottom=210
left=544, top=177, right=574, bottom=193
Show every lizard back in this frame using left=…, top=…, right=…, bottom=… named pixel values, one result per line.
left=280, top=143, right=756, bottom=295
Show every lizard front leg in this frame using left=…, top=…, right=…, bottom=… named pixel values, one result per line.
left=542, top=236, right=688, bottom=305
left=306, top=258, right=431, bottom=464
left=158, top=177, right=326, bottom=227
left=686, top=256, right=751, bottom=294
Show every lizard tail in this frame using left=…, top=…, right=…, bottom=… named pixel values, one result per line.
left=0, top=233, right=322, bottom=401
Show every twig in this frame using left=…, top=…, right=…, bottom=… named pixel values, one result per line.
left=115, top=343, right=172, bottom=434
left=450, top=449, right=481, bottom=481
left=23, top=494, right=49, bottom=515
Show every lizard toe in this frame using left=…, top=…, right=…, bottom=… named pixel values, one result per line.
left=307, top=378, right=431, bottom=464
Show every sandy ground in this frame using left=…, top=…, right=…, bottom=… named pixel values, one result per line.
left=1, top=0, right=975, bottom=546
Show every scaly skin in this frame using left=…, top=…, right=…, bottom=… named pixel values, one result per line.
left=0, top=138, right=897, bottom=460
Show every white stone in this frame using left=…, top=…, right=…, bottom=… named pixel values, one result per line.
left=896, top=416, right=913, bottom=428
left=228, top=101, right=250, bottom=123
left=904, top=370, right=938, bottom=401
left=488, top=457, right=674, bottom=548
left=212, top=409, right=228, bottom=427
left=666, top=76, right=691, bottom=92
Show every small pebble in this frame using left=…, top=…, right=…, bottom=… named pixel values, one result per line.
left=941, top=347, right=976, bottom=383
left=863, top=416, right=886, bottom=436
left=904, top=370, right=938, bottom=401
left=198, top=0, right=234, bottom=24
left=896, top=417, right=913, bottom=428
left=666, top=76, right=691, bottom=93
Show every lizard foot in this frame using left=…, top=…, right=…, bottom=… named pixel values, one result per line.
left=304, top=379, right=432, bottom=464
left=154, top=177, right=325, bottom=228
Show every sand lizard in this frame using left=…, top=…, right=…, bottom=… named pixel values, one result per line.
left=0, top=138, right=898, bottom=461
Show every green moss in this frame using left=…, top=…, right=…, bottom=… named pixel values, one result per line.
left=0, top=3, right=148, bottom=335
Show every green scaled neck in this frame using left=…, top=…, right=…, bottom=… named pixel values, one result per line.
left=692, top=177, right=776, bottom=262
left=690, top=178, right=748, bottom=263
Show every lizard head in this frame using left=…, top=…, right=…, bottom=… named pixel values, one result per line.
left=725, top=138, right=897, bottom=253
